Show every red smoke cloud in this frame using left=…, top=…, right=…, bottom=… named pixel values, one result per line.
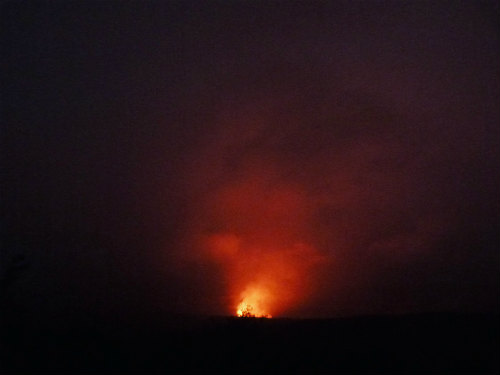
left=170, top=62, right=499, bottom=316
left=162, top=3, right=499, bottom=317
left=183, top=129, right=324, bottom=316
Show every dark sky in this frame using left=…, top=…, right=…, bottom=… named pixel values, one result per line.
left=2, top=1, right=499, bottom=320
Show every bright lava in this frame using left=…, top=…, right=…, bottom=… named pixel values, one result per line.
left=235, top=286, right=273, bottom=318
left=236, top=301, right=272, bottom=318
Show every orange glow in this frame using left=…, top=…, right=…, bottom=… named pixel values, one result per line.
left=236, top=285, right=273, bottom=318
left=187, top=159, right=324, bottom=317
left=201, top=227, right=322, bottom=317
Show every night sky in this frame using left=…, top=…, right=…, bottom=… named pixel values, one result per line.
left=2, top=1, right=499, bottom=321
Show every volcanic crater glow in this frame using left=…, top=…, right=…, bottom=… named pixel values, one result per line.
left=236, top=285, right=273, bottom=318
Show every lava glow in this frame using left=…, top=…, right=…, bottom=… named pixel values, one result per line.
left=236, top=302, right=272, bottom=318
left=236, top=285, right=273, bottom=318
left=200, top=223, right=321, bottom=317
left=185, top=123, right=325, bottom=318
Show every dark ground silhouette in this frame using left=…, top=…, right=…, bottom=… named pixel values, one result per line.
left=1, top=312, right=498, bottom=374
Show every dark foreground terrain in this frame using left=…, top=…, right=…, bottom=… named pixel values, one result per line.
left=1, top=312, right=498, bottom=374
